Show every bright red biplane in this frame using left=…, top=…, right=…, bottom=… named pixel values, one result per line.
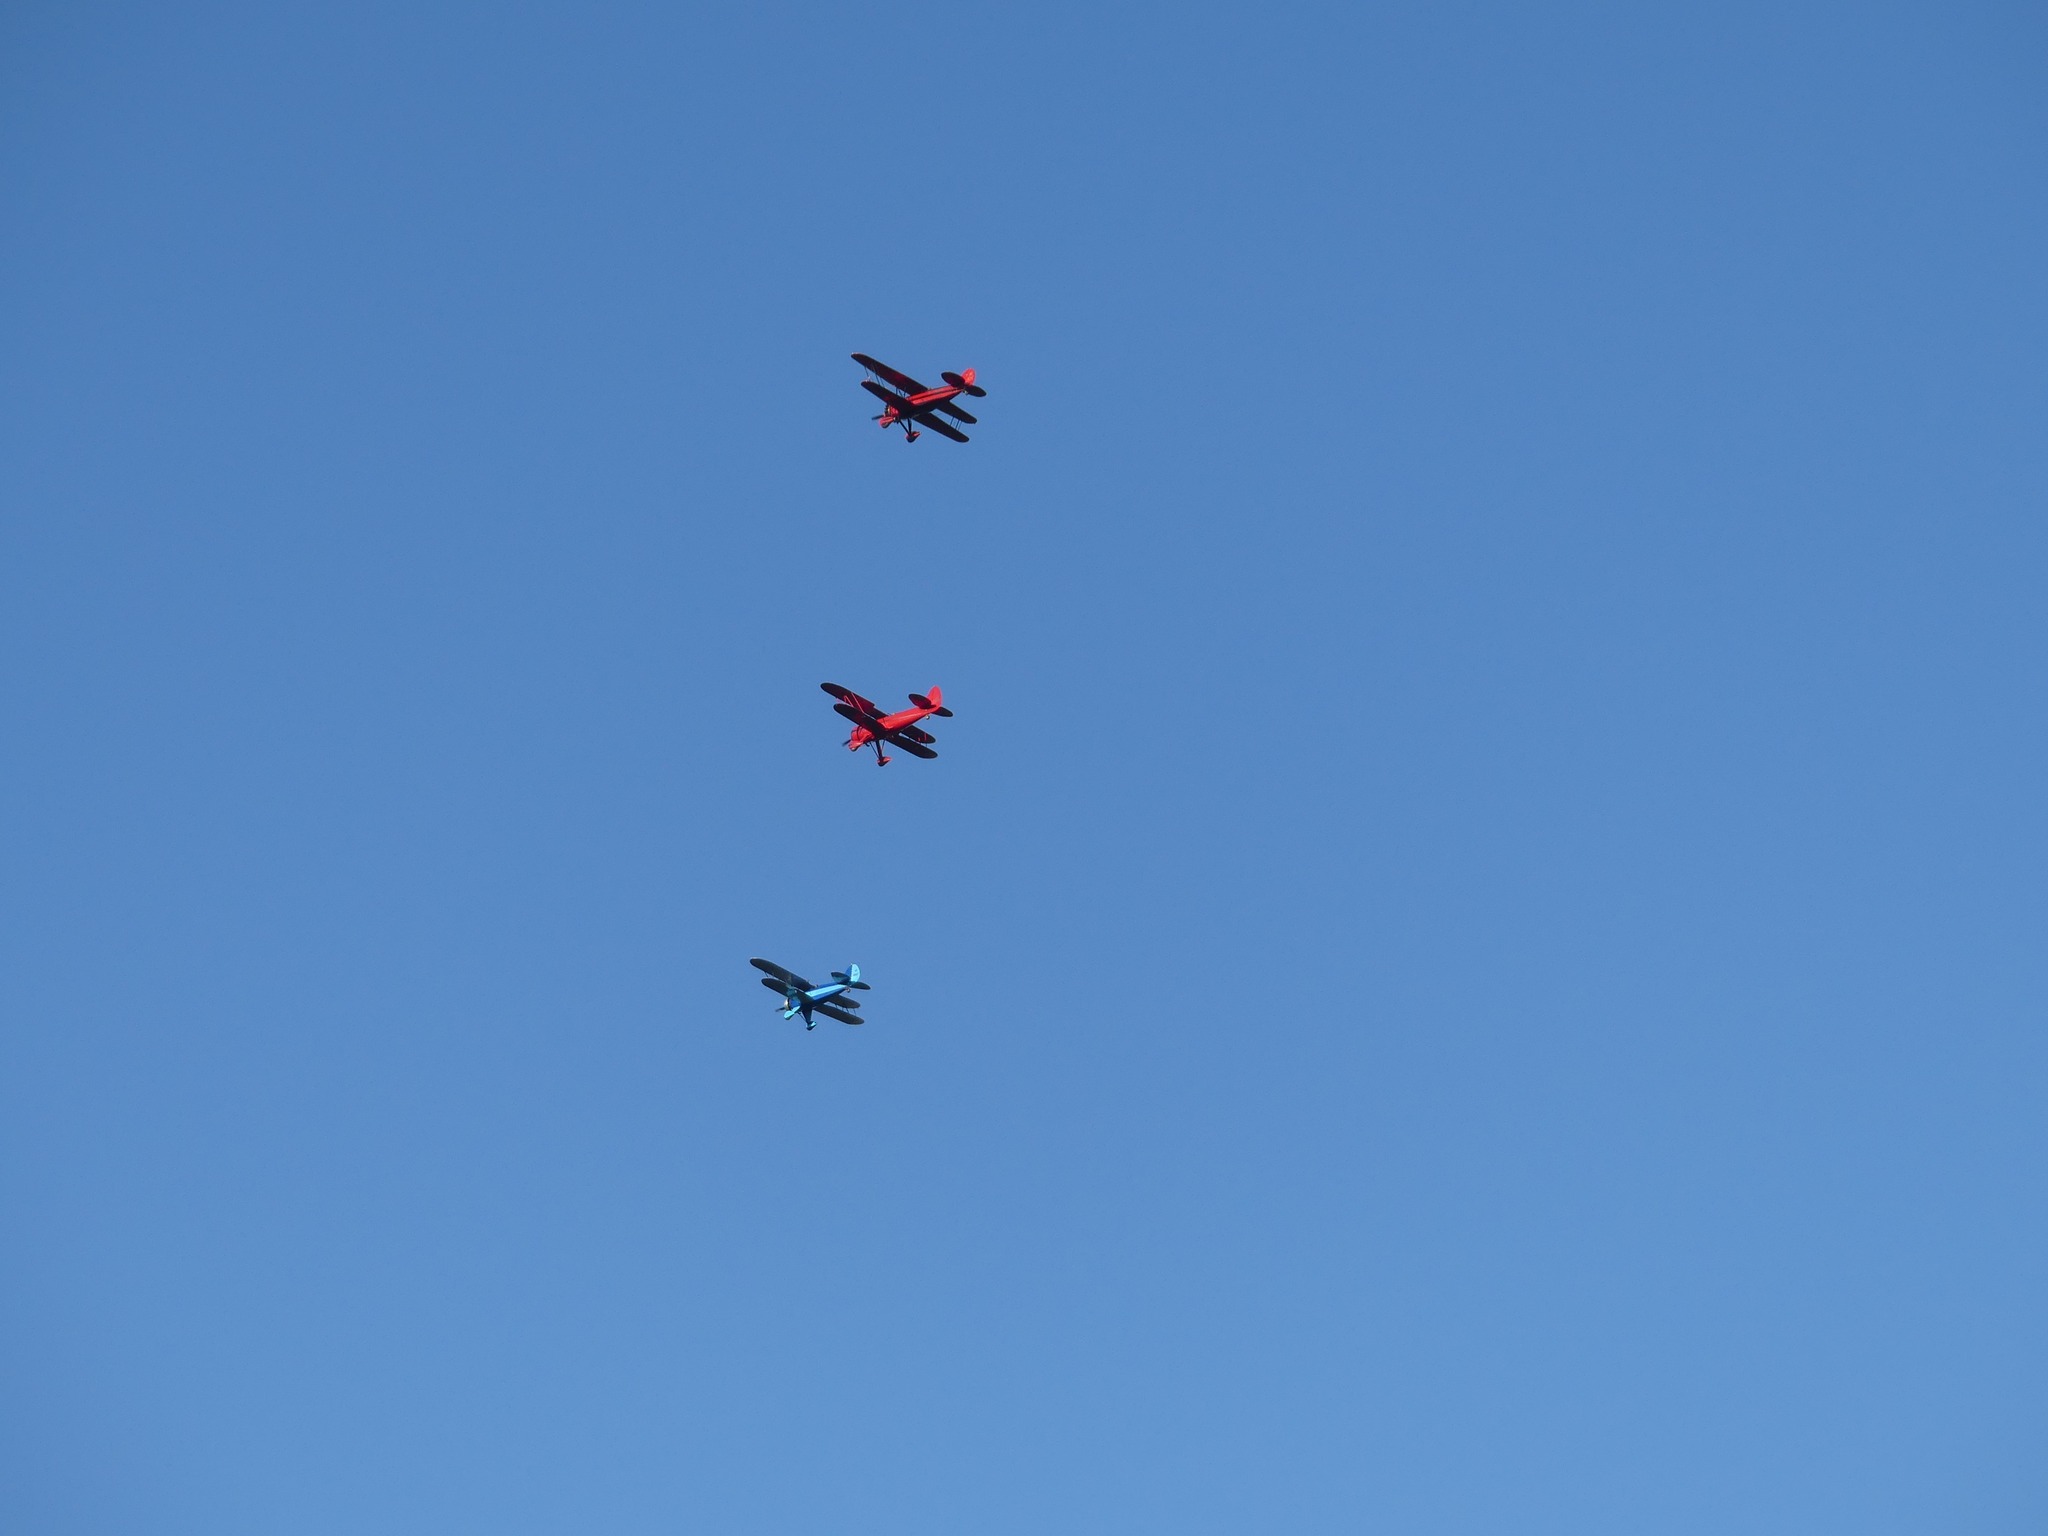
left=821, top=682, right=953, bottom=765
left=852, top=354, right=986, bottom=443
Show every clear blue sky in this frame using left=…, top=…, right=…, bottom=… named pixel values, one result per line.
left=3, top=3, right=2044, bottom=1531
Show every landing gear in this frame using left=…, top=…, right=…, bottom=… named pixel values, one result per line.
left=904, top=429, right=920, bottom=443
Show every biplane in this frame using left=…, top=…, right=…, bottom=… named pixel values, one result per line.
left=852, top=353, right=986, bottom=443
left=750, top=958, right=869, bottom=1029
left=821, top=682, right=953, bottom=766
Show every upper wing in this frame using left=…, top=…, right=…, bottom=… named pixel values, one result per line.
left=934, top=401, right=978, bottom=425
left=751, top=958, right=813, bottom=991
left=852, top=354, right=928, bottom=395
left=911, top=413, right=970, bottom=444
left=822, top=683, right=882, bottom=717
left=813, top=1001, right=866, bottom=1026
left=885, top=736, right=938, bottom=759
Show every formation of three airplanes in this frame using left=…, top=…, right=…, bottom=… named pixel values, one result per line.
left=748, top=354, right=985, bottom=1031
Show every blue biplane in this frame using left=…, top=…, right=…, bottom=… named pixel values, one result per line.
left=750, top=957, right=869, bottom=1029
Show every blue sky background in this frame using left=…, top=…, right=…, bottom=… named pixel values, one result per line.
left=3, top=3, right=2045, bottom=1531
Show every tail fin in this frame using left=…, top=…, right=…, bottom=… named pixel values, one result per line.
left=910, top=685, right=954, bottom=718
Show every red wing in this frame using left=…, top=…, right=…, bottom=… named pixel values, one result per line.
left=885, top=736, right=938, bottom=759
left=912, top=414, right=970, bottom=444
left=822, top=683, right=882, bottom=717
left=852, top=354, right=928, bottom=395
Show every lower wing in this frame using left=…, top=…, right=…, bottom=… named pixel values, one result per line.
left=860, top=379, right=911, bottom=410
left=813, top=1001, right=865, bottom=1026
left=885, top=735, right=938, bottom=759
left=912, top=413, right=970, bottom=443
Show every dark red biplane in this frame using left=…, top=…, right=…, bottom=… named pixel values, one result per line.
left=821, top=682, right=953, bottom=766
left=852, top=354, right=987, bottom=444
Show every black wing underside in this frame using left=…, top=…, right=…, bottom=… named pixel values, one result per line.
left=934, top=401, right=978, bottom=424
left=752, top=958, right=813, bottom=990
left=886, top=736, right=938, bottom=759
left=860, top=379, right=911, bottom=410
left=812, top=1001, right=865, bottom=1026
left=912, top=414, right=970, bottom=443
left=823, top=683, right=882, bottom=717
left=852, top=354, right=928, bottom=395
